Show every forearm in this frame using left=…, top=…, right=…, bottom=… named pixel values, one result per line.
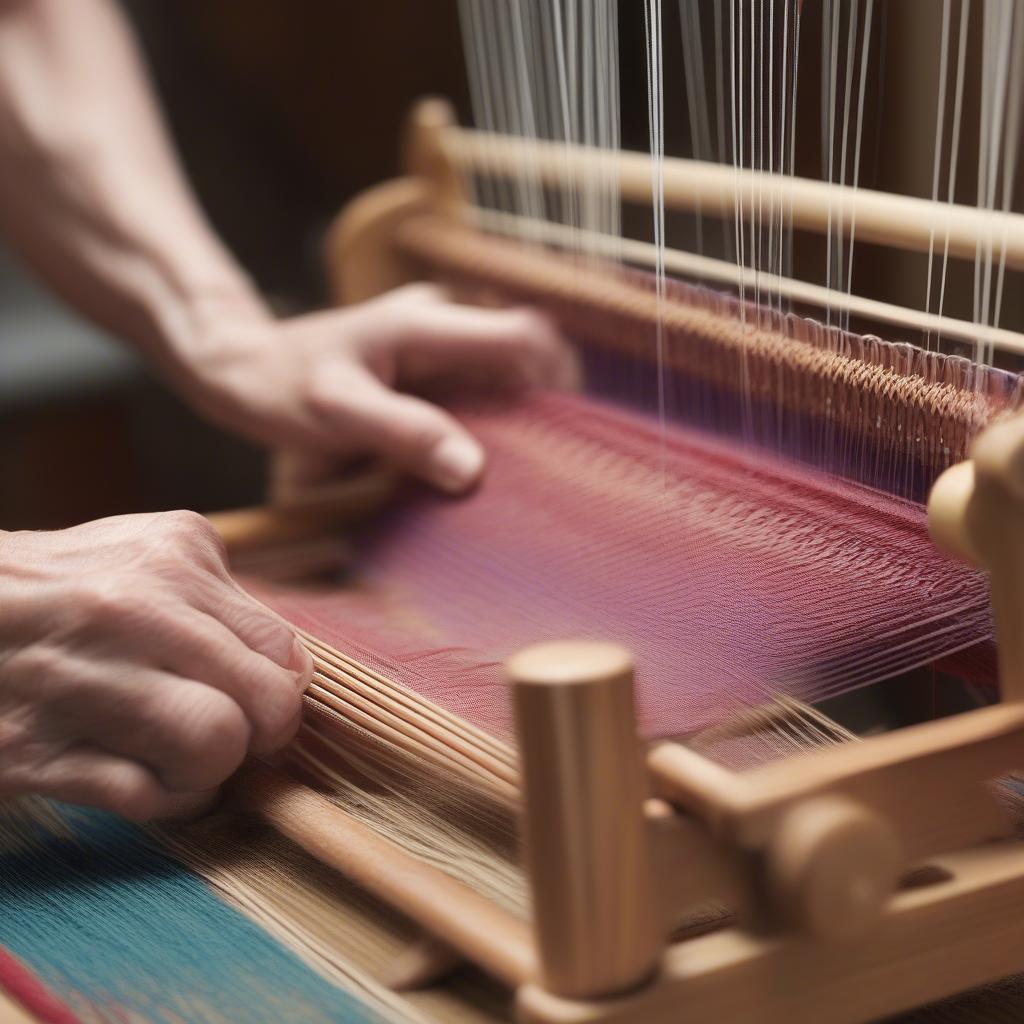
left=0, top=0, right=269, bottom=385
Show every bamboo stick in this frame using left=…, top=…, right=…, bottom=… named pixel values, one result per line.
left=445, top=128, right=1024, bottom=270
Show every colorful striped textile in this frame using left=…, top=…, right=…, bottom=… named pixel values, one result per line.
left=0, top=805, right=375, bottom=1023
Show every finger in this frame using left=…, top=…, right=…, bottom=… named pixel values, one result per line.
left=185, top=572, right=312, bottom=684
left=386, top=301, right=580, bottom=391
left=308, top=364, right=485, bottom=493
left=135, top=602, right=307, bottom=756
left=75, top=668, right=254, bottom=792
left=28, top=744, right=188, bottom=822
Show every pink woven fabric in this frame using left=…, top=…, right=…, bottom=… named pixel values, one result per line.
left=249, top=392, right=994, bottom=741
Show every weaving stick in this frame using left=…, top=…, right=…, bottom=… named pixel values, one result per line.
left=231, top=761, right=537, bottom=989
left=470, top=206, right=1024, bottom=355
left=205, top=470, right=395, bottom=553
left=441, top=123, right=1024, bottom=269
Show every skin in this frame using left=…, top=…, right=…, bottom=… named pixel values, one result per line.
left=0, top=0, right=575, bottom=818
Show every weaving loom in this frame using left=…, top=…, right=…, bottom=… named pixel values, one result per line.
left=7, top=2, right=1024, bottom=1022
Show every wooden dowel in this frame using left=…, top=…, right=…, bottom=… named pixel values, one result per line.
left=470, top=207, right=1024, bottom=355
left=445, top=128, right=1024, bottom=269
left=302, top=636, right=517, bottom=771
left=231, top=762, right=536, bottom=989
left=650, top=704, right=1024, bottom=862
left=509, top=642, right=661, bottom=1000
left=206, top=471, right=395, bottom=554
left=646, top=742, right=740, bottom=833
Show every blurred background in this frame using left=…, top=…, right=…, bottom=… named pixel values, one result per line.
left=1, top=1, right=1018, bottom=532
left=0, top=1, right=470, bottom=530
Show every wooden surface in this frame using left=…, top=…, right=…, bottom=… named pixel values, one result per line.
left=470, top=206, right=1024, bottom=355
left=518, top=838, right=1024, bottom=1024
left=649, top=702, right=1024, bottom=863
left=0, top=991, right=42, bottom=1024
left=323, top=176, right=433, bottom=305
left=958, top=413, right=1024, bottom=705
left=510, top=642, right=660, bottom=999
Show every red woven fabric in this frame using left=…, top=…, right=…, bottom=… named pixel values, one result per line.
left=249, top=392, right=993, bottom=740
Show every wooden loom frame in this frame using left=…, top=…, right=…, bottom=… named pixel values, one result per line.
left=214, top=101, right=1024, bottom=1023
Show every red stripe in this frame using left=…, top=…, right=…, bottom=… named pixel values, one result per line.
left=0, top=948, right=81, bottom=1024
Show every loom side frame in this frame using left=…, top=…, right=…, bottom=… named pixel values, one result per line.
left=211, top=99, right=1024, bottom=1024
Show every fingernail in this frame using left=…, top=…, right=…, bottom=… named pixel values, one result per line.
left=289, top=640, right=314, bottom=693
left=430, top=435, right=484, bottom=493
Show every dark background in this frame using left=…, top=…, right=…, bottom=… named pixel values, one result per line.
left=0, top=1, right=472, bottom=531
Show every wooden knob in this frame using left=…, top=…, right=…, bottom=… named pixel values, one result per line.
left=972, top=411, right=1024, bottom=503
left=507, top=640, right=635, bottom=690
left=927, top=461, right=981, bottom=566
left=402, top=97, right=462, bottom=210
left=766, top=795, right=899, bottom=942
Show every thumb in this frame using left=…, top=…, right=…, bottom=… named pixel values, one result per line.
left=309, top=365, right=485, bottom=493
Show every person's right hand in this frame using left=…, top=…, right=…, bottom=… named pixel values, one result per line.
left=0, top=511, right=313, bottom=820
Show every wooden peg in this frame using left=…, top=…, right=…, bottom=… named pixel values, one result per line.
left=403, top=97, right=464, bottom=214
left=928, top=410, right=1024, bottom=704
left=927, top=461, right=980, bottom=566
left=508, top=642, right=661, bottom=1000
left=766, top=795, right=900, bottom=942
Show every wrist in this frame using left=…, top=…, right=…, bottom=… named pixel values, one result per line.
left=147, top=278, right=276, bottom=395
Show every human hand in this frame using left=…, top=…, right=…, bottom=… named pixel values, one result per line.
left=178, top=284, right=577, bottom=495
left=0, top=512, right=312, bottom=820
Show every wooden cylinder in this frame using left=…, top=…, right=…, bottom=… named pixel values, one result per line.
left=445, top=128, right=1024, bottom=270
left=766, top=795, right=900, bottom=942
left=927, top=462, right=981, bottom=567
left=508, top=641, right=660, bottom=999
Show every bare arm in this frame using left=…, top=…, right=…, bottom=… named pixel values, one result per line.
left=0, top=0, right=574, bottom=491
left=0, top=0, right=573, bottom=818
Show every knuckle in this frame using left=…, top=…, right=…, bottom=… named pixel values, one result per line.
left=236, top=607, right=296, bottom=664
left=6, top=643, right=65, bottom=681
left=156, top=509, right=221, bottom=551
left=76, top=577, right=135, bottom=624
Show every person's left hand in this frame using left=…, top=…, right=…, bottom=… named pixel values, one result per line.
left=177, top=284, right=577, bottom=495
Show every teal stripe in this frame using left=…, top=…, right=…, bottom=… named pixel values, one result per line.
left=0, top=808, right=376, bottom=1024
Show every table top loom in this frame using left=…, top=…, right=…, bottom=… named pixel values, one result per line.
left=204, top=100, right=1024, bottom=1024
